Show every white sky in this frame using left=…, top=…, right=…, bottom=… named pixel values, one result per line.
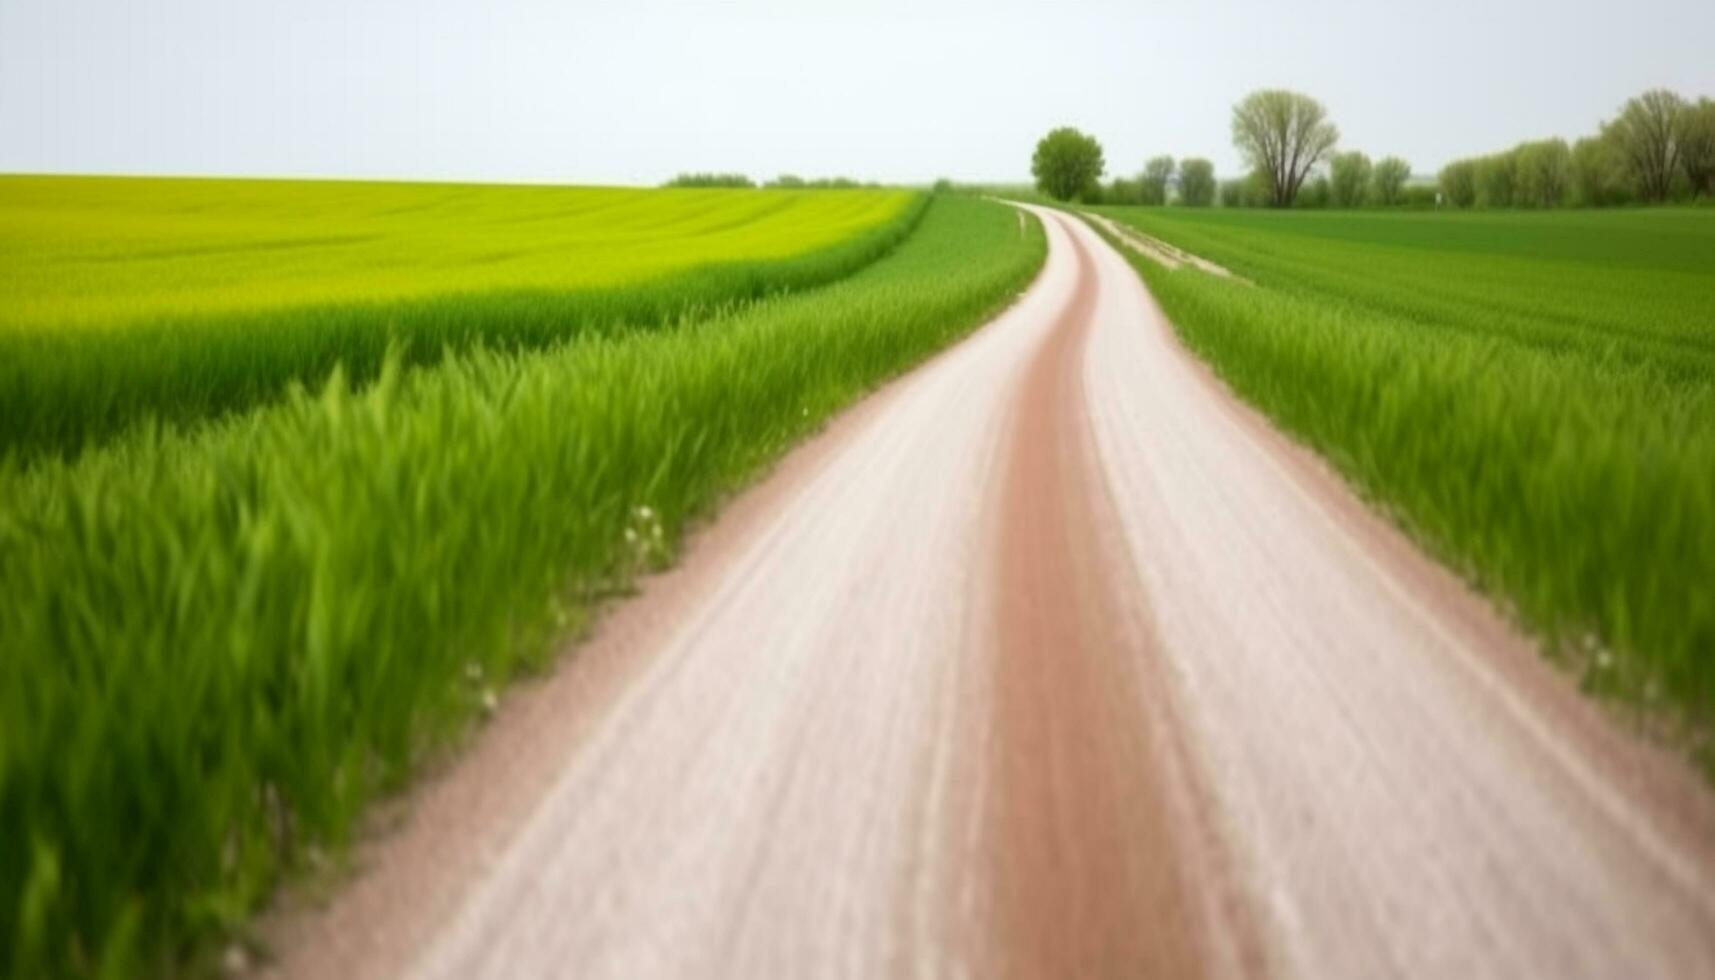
left=2, top=0, right=1712, bottom=186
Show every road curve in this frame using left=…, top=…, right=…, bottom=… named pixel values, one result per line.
left=264, top=206, right=1715, bottom=979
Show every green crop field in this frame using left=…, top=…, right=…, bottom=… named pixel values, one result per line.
left=1089, top=205, right=1715, bottom=750
left=0, top=176, right=923, bottom=461
left=0, top=186, right=1044, bottom=976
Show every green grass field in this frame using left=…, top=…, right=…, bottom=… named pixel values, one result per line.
left=1090, top=205, right=1715, bottom=750
left=0, top=177, right=923, bottom=462
left=0, top=188, right=1044, bottom=977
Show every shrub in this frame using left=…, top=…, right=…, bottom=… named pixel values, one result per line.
left=1298, top=175, right=1332, bottom=209
left=1402, top=184, right=1439, bottom=208
left=1107, top=177, right=1144, bottom=205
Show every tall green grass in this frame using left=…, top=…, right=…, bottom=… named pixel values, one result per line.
left=0, top=195, right=1044, bottom=978
left=1091, top=205, right=1715, bottom=753
left=0, top=177, right=923, bottom=463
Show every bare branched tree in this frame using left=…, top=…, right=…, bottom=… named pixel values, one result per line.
left=1231, top=90, right=1339, bottom=207
left=1602, top=89, right=1687, bottom=202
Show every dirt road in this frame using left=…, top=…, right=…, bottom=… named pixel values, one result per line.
left=266, top=206, right=1715, bottom=979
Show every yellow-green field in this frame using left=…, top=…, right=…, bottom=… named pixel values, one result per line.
left=0, top=177, right=925, bottom=461
left=0, top=176, right=913, bottom=329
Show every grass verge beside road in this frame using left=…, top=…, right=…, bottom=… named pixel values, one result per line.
left=1091, top=205, right=1715, bottom=764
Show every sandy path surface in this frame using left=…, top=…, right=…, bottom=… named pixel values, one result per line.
left=1080, top=210, right=1246, bottom=281
left=264, top=206, right=1715, bottom=979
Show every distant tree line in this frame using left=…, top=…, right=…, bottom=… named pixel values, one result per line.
left=1221, top=90, right=1424, bottom=209
left=662, top=173, right=884, bottom=190
left=1029, top=84, right=1715, bottom=211
left=1439, top=89, right=1715, bottom=207
left=663, top=173, right=756, bottom=188
left=1099, top=156, right=1219, bottom=207
left=763, top=175, right=883, bottom=189
left=1028, top=90, right=1420, bottom=209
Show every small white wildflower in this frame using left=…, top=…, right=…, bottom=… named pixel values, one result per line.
left=637, top=505, right=654, bottom=520
left=463, top=661, right=483, bottom=682
left=481, top=688, right=499, bottom=715
left=623, top=528, right=638, bottom=543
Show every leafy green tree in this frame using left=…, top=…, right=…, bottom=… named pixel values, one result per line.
left=1177, top=158, right=1216, bottom=206
left=1476, top=152, right=1518, bottom=207
left=1031, top=127, right=1106, bottom=202
left=1439, top=160, right=1478, bottom=207
left=1141, top=155, right=1175, bottom=204
left=1515, top=139, right=1571, bottom=207
left=1680, top=98, right=1715, bottom=199
left=1571, top=137, right=1625, bottom=206
left=1370, top=157, right=1411, bottom=205
left=1602, top=88, right=1687, bottom=202
left=1328, top=151, right=1372, bottom=207
left=1231, top=90, right=1339, bottom=206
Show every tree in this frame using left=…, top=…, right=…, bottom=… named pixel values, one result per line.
left=1178, top=158, right=1216, bottom=206
left=1231, top=89, right=1339, bottom=207
left=1371, top=157, right=1411, bottom=205
left=1680, top=98, right=1715, bottom=199
left=1514, top=139, right=1571, bottom=207
left=1570, top=137, right=1624, bottom=206
left=1439, top=160, right=1478, bottom=207
left=1031, top=127, right=1106, bottom=202
left=1476, top=152, right=1517, bottom=207
left=1328, top=151, right=1372, bottom=207
left=1602, top=88, right=1687, bottom=202
left=1141, top=155, right=1175, bottom=204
